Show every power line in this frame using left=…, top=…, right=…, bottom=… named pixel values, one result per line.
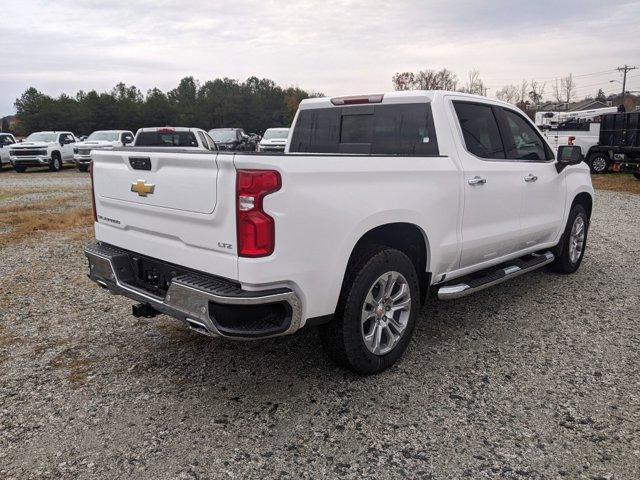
left=485, top=68, right=617, bottom=85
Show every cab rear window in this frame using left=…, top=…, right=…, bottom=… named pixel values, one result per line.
left=289, top=103, right=439, bottom=155
left=135, top=131, right=198, bottom=147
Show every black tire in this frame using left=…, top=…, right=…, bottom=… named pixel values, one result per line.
left=49, top=153, right=62, bottom=172
left=78, top=164, right=89, bottom=173
left=547, top=204, right=589, bottom=274
left=588, top=153, right=609, bottom=174
left=13, top=165, right=26, bottom=173
left=633, top=173, right=640, bottom=181
left=318, top=248, right=420, bottom=375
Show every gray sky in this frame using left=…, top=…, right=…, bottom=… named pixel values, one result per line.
left=2, top=0, right=639, bottom=115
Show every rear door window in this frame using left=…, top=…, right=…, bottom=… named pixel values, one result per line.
left=453, top=102, right=505, bottom=159
left=290, top=103, right=439, bottom=155
left=197, top=131, right=209, bottom=150
left=204, top=132, right=218, bottom=151
left=135, top=131, right=198, bottom=147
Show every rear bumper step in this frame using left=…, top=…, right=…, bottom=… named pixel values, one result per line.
left=437, top=251, right=555, bottom=300
left=84, top=242, right=302, bottom=339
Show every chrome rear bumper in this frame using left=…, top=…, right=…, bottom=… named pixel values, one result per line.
left=84, top=242, right=303, bottom=339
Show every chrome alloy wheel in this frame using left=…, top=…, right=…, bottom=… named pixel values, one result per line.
left=361, top=271, right=411, bottom=355
left=591, top=155, right=607, bottom=173
left=569, top=215, right=586, bottom=264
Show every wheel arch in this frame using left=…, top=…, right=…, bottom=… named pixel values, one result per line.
left=572, top=191, right=593, bottom=219
left=342, top=222, right=431, bottom=304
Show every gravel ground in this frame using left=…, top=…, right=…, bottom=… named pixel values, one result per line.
left=0, top=170, right=639, bottom=479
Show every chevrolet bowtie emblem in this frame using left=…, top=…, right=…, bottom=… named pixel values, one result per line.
left=131, top=180, right=155, bottom=197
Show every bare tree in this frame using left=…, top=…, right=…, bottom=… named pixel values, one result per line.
left=528, top=80, right=546, bottom=107
left=553, top=74, right=577, bottom=104
left=517, top=80, right=529, bottom=104
left=392, top=72, right=415, bottom=91
left=461, top=70, right=486, bottom=95
left=392, top=68, right=458, bottom=91
left=496, top=84, right=519, bottom=104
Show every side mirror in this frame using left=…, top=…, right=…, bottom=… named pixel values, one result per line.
left=556, top=145, right=583, bottom=173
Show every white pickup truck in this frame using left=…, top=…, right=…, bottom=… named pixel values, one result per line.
left=9, top=131, right=77, bottom=172
left=0, top=133, right=17, bottom=168
left=74, top=130, right=135, bottom=172
left=85, top=91, right=594, bottom=374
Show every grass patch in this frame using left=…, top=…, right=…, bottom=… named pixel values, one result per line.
left=0, top=197, right=93, bottom=246
left=591, top=174, right=640, bottom=195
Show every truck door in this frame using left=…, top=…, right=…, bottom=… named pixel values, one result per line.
left=59, top=133, right=75, bottom=160
left=496, top=107, right=566, bottom=248
left=449, top=98, right=525, bottom=268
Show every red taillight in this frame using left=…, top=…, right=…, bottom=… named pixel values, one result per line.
left=330, top=94, right=384, bottom=105
left=89, top=161, right=97, bottom=222
left=568, top=136, right=575, bottom=146
left=157, top=127, right=175, bottom=133
left=236, top=170, right=281, bottom=257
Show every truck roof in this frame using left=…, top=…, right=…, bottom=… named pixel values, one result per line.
left=298, top=90, right=512, bottom=110
left=92, top=129, right=132, bottom=133
left=137, top=127, right=202, bottom=133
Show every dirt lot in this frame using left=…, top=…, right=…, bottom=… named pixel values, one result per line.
left=1, top=167, right=639, bottom=479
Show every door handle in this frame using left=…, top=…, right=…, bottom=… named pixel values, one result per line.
left=468, top=176, right=487, bottom=186
left=524, top=174, right=538, bottom=182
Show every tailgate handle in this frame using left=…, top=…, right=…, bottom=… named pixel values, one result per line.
left=129, top=157, right=151, bottom=171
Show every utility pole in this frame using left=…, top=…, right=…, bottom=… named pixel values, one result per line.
left=616, top=64, right=638, bottom=103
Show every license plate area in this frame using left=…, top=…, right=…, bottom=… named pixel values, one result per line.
left=130, top=255, right=183, bottom=297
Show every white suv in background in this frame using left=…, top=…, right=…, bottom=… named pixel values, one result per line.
left=258, top=127, right=289, bottom=152
left=9, top=131, right=77, bottom=172
left=74, top=130, right=134, bottom=172
left=0, top=133, right=17, bottom=169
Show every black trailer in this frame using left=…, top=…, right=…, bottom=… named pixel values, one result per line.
left=586, top=112, right=640, bottom=179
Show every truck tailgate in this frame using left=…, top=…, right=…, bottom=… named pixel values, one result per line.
left=91, top=149, right=239, bottom=280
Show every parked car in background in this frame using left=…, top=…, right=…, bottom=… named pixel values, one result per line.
left=74, top=130, right=134, bottom=172
left=257, top=127, right=289, bottom=152
left=133, top=127, right=217, bottom=150
left=0, top=133, right=17, bottom=169
left=85, top=90, right=593, bottom=375
left=9, top=131, right=77, bottom=172
left=209, top=128, right=256, bottom=151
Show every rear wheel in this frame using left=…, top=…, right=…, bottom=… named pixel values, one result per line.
left=588, top=153, right=609, bottom=174
left=548, top=204, right=589, bottom=274
left=319, top=248, right=419, bottom=375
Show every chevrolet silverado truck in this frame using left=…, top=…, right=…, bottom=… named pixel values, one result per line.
left=84, top=91, right=594, bottom=375
left=9, top=131, right=77, bottom=172
left=74, top=130, right=134, bottom=172
left=257, top=127, right=289, bottom=152
left=134, top=127, right=217, bottom=151
left=0, top=133, right=17, bottom=169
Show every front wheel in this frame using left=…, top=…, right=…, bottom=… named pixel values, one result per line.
left=78, top=164, right=89, bottom=173
left=13, top=165, right=26, bottom=173
left=588, top=153, right=609, bottom=174
left=49, top=154, right=62, bottom=172
left=547, top=204, right=589, bottom=274
left=319, top=248, right=420, bottom=375
left=633, top=173, right=640, bottom=181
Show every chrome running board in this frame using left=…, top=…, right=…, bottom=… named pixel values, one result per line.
left=437, top=251, right=555, bottom=300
